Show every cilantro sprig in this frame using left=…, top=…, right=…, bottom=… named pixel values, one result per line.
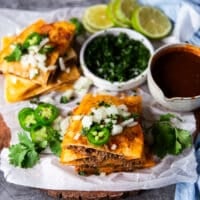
left=8, top=133, right=39, bottom=168
left=69, top=17, right=85, bottom=36
left=151, top=113, right=192, bottom=158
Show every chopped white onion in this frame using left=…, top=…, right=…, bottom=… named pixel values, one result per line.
left=105, top=105, right=119, bottom=116
left=60, top=117, right=70, bottom=137
left=111, top=144, right=117, bottom=150
left=73, top=133, right=81, bottom=140
left=53, top=116, right=63, bottom=131
left=118, top=104, right=128, bottom=111
left=92, top=107, right=107, bottom=123
left=74, top=76, right=92, bottom=91
left=65, top=67, right=71, bottom=73
left=121, top=118, right=134, bottom=127
left=46, top=65, right=57, bottom=71
left=127, top=121, right=138, bottom=127
left=38, top=38, right=49, bottom=49
left=82, top=115, right=93, bottom=128
left=40, top=96, right=55, bottom=104
left=72, top=115, right=83, bottom=121
left=28, top=45, right=39, bottom=53
left=59, top=57, right=66, bottom=71
left=35, top=53, right=46, bottom=62
left=29, top=68, right=39, bottom=79
left=62, top=89, right=74, bottom=100
left=111, top=124, right=123, bottom=136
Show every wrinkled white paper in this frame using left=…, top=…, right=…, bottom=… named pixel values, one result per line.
left=0, top=7, right=198, bottom=191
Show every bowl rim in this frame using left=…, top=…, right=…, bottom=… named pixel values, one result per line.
left=80, top=27, right=154, bottom=90
left=147, top=42, right=200, bottom=102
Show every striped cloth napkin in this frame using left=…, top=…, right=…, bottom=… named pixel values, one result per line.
left=139, top=0, right=200, bottom=199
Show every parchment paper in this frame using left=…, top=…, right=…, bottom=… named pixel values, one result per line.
left=0, top=7, right=198, bottom=191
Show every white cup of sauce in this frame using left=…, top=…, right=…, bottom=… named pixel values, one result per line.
left=147, top=43, right=200, bottom=112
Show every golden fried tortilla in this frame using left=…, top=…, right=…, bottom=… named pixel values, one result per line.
left=4, top=64, right=80, bottom=102
left=61, top=94, right=144, bottom=163
left=0, top=20, right=76, bottom=85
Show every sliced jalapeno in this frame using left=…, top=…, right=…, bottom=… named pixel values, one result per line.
left=87, top=127, right=110, bottom=146
left=18, top=107, right=38, bottom=131
left=23, top=32, right=43, bottom=48
left=30, top=126, right=54, bottom=150
left=34, top=103, right=59, bottom=125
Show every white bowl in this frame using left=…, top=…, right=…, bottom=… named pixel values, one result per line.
left=147, top=43, right=200, bottom=112
left=80, top=28, right=154, bottom=91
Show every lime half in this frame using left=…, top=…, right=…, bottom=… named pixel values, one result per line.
left=107, top=0, right=130, bottom=28
left=132, top=6, right=172, bottom=39
left=114, top=0, right=139, bottom=25
left=83, top=4, right=114, bottom=30
left=82, top=16, right=99, bottom=33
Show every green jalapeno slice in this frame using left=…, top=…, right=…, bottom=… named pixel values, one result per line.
left=30, top=125, right=54, bottom=150
left=18, top=107, right=38, bottom=131
left=23, top=32, right=43, bottom=48
left=87, top=127, right=110, bottom=146
left=34, top=103, right=59, bottom=125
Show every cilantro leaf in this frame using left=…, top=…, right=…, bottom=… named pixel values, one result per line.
left=8, top=133, right=39, bottom=168
left=49, top=140, right=61, bottom=157
left=173, top=140, right=182, bottom=155
left=9, top=144, right=28, bottom=167
left=4, top=44, right=23, bottom=62
left=69, top=17, right=85, bottom=36
left=151, top=113, right=192, bottom=158
left=160, top=113, right=176, bottom=121
left=18, top=133, right=35, bottom=149
left=175, top=128, right=192, bottom=149
left=48, top=130, right=61, bottom=156
left=21, top=150, right=39, bottom=168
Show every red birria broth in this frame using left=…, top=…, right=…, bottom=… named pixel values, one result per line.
left=151, top=45, right=200, bottom=98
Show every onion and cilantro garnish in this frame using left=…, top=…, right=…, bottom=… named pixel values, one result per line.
left=81, top=102, right=139, bottom=146
left=4, top=32, right=54, bottom=62
left=8, top=102, right=62, bottom=168
left=84, top=32, right=150, bottom=82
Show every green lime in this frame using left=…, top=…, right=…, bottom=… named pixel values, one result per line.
left=83, top=4, right=114, bottom=30
left=107, top=0, right=130, bottom=28
left=131, top=6, right=172, bottom=39
left=82, top=16, right=99, bottom=33
left=114, top=0, right=139, bottom=25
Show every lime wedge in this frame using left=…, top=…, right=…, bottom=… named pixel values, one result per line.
left=107, top=0, right=130, bottom=28
left=82, top=16, right=99, bottom=33
left=131, top=6, right=172, bottom=39
left=114, top=0, right=139, bottom=25
left=83, top=4, right=114, bottom=30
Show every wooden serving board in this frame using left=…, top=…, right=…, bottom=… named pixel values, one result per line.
left=43, top=189, right=139, bottom=200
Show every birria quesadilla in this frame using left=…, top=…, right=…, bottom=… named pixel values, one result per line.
left=61, top=94, right=155, bottom=175
left=0, top=20, right=80, bottom=102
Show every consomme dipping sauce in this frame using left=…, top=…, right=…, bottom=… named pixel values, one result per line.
left=151, top=45, right=200, bottom=98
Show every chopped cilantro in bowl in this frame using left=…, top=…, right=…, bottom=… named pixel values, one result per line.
left=80, top=28, right=154, bottom=91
